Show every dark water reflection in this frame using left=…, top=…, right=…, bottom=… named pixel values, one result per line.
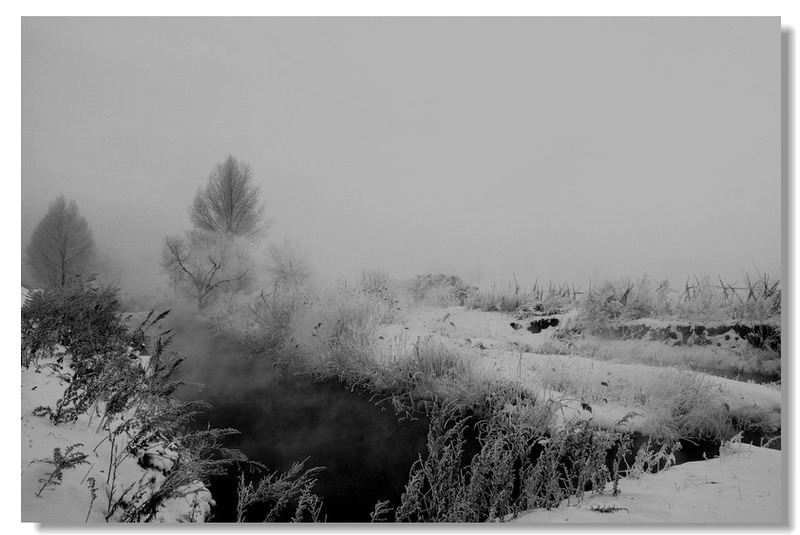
left=167, top=318, right=428, bottom=522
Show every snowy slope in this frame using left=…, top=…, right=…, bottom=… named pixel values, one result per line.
left=21, top=354, right=215, bottom=523
left=20, top=285, right=215, bottom=524
left=516, top=441, right=783, bottom=524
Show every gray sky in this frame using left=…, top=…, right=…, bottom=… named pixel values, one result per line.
left=21, top=17, right=781, bottom=296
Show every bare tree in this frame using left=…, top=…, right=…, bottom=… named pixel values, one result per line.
left=161, top=230, right=252, bottom=309
left=26, top=195, right=96, bottom=286
left=189, top=156, right=265, bottom=237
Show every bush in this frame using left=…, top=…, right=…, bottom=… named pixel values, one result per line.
left=235, top=459, right=324, bottom=522
left=408, top=337, right=471, bottom=380
left=22, top=278, right=128, bottom=368
left=205, top=241, right=316, bottom=353
left=361, top=269, right=400, bottom=311
left=407, top=274, right=476, bottom=307
left=393, top=401, right=627, bottom=522
left=577, top=278, right=665, bottom=329
left=21, top=280, right=250, bottom=521
left=286, top=282, right=397, bottom=375
left=636, top=369, right=737, bottom=443
left=23, top=282, right=179, bottom=426
left=576, top=282, right=628, bottom=330
left=206, top=287, right=307, bottom=353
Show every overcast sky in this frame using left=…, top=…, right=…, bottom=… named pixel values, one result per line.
left=21, top=17, right=781, bottom=296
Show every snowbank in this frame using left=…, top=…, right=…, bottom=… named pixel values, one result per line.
left=21, top=354, right=214, bottom=523
left=515, top=442, right=783, bottom=524
left=375, top=305, right=781, bottom=438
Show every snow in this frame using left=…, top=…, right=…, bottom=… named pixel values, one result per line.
left=515, top=442, right=783, bottom=524
left=376, top=306, right=781, bottom=437
left=20, top=350, right=213, bottom=523
left=481, top=349, right=782, bottom=434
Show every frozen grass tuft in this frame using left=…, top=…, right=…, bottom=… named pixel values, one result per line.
left=393, top=401, right=628, bottom=522
left=409, top=337, right=472, bottom=380
left=466, top=279, right=576, bottom=315
left=634, top=370, right=742, bottom=444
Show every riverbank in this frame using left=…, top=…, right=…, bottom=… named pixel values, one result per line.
left=365, top=305, right=782, bottom=441
left=20, top=285, right=219, bottom=524
left=365, top=304, right=783, bottom=523
left=21, top=350, right=214, bottom=523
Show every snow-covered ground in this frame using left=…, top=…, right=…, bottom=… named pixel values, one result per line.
left=376, top=306, right=782, bottom=437
left=19, top=286, right=214, bottom=524
left=20, top=351, right=214, bottom=523
left=516, top=441, right=782, bottom=524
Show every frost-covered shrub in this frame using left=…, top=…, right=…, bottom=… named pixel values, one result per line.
left=21, top=279, right=259, bottom=522
left=22, top=278, right=128, bottom=367
left=287, top=281, right=397, bottom=373
left=577, top=282, right=628, bottom=330
left=21, top=279, right=178, bottom=425
left=407, top=274, right=476, bottom=306
left=577, top=278, right=671, bottom=329
left=394, top=402, right=626, bottom=522
left=361, top=269, right=401, bottom=311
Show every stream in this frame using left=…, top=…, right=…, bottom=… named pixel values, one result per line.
left=163, top=314, right=771, bottom=522
left=167, top=318, right=428, bottom=522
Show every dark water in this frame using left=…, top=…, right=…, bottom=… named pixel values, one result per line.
left=166, top=318, right=429, bottom=522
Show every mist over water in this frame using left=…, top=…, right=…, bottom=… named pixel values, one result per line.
left=164, top=310, right=429, bottom=522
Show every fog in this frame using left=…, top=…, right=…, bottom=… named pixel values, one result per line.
left=21, top=17, right=782, bottom=300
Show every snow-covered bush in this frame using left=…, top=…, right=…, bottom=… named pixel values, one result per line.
left=406, top=274, right=476, bottom=306
left=21, top=280, right=240, bottom=522
left=22, top=278, right=127, bottom=367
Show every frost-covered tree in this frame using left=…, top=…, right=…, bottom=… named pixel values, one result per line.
left=161, top=230, right=252, bottom=309
left=26, top=195, right=96, bottom=286
left=189, top=156, right=265, bottom=237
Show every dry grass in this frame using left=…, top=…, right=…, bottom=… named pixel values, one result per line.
left=633, top=370, right=735, bottom=443
left=393, top=401, right=627, bottom=522
left=285, top=282, right=398, bottom=375
left=466, top=280, right=575, bottom=315
left=408, top=337, right=472, bottom=380
left=576, top=274, right=780, bottom=327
